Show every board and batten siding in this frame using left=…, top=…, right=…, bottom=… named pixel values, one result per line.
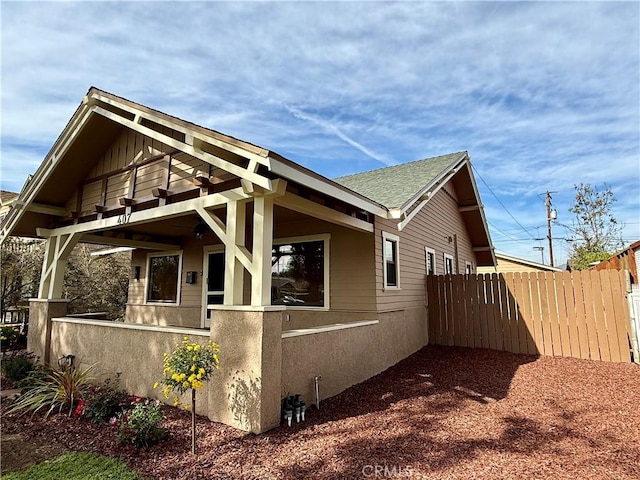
left=375, top=182, right=476, bottom=312
left=64, top=127, right=219, bottom=215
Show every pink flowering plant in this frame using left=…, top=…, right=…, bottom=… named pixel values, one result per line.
left=155, top=336, right=220, bottom=453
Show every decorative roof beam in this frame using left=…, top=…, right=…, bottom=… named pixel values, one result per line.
left=80, top=234, right=179, bottom=250
left=459, top=204, right=481, bottom=212
left=88, top=92, right=271, bottom=168
left=36, top=187, right=252, bottom=238
left=23, top=203, right=68, bottom=216
left=275, top=192, right=374, bottom=233
left=91, top=105, right=273, bottom=192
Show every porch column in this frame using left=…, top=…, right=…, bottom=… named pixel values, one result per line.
left=38, top=232, right=80, bottom=299
left=251, top=195, right=274, bottom=306
left=208, top=307, right=284, bottom=433
left=223, top=200, right=246, bottom=305
left=28, top=299, right=70, bottom=364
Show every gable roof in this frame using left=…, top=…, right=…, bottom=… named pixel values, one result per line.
left=1, top=87, right=495, bottom=265
left=496, top=252, right=562, bottom=272
left=1, top=190, right=18, bottom=206
left=334, top=152, right=465, bottom=210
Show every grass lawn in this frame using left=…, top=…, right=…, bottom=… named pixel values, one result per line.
left=1, top=452, right=143, bottom=480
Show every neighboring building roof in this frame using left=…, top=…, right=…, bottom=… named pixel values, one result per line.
left=478, top=252, right=562, bottom=273
left=334, top=152, right=465, bottom=209
left=1, top=190, right=19, bottom=206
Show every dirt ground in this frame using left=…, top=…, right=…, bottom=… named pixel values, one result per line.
left=2, top=345, right=639, bottom=479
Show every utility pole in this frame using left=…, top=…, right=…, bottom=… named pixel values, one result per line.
left=544, top=191, right=557, bottom=267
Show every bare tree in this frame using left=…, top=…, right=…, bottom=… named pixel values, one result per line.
left=568, top=183, right=622, bottom=270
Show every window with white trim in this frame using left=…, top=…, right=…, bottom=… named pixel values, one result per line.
left=444, top=253, right=454, bottom=275
left=272, top=234, right=330, bottom=308
left=146, top=251, right=182, bottom=304
left=465, top=261, right=474, bottom=274
left=425, top=247, right=436, bottom=275
left=382, top=232, right=400, bottom=289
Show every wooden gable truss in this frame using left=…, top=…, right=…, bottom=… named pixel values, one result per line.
left=7, top=89, right=379, bottom=306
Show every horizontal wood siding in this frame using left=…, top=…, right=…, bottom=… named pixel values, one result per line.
left=376, top=183, right=477, bottom=312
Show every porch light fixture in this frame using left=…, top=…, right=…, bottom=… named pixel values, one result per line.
left=194, top=222, right=207, bottom=240
left=134, top=265, right=141, bottom=280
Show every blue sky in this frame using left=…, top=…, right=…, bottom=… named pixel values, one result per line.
left=1, top=1, right=638, bottom=266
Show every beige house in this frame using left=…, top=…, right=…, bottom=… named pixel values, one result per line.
left=1, top=88, right=495, bottom=433
left=477, top=252, right=561, bottom=274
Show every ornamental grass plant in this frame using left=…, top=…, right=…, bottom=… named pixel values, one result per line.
left=6, top=362, right=96, bottom=418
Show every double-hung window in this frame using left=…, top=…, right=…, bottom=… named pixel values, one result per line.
left=146, top=251, right=182, bottom=304
left=425, top=247, right=436, bottom=275
left=383, top=232, right=400, bottom=289
left=444, top=253, right=454, bottom=275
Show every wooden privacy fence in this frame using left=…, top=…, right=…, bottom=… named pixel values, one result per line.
left=426, top=270, right=633, bottom=363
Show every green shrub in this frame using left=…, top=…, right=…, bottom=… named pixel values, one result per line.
left=118, top=399, right=165, bottom=448
left=6, top=363, right=96, bottom=418
left=0, top=325, right=20, bottom=351
left=83, top=374, right=127, bottom=423
left=1, top=351, right=38, bottom=382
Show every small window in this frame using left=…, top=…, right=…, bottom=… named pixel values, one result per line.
left=425, top=247, right=436, bottom=275
left=465, top=261, right=474, bottom=274
left=382, top=232, right=400, bottom=289
left=146, top=252, right=182, bottom=304
left=272, top=235, right=329, bottom=308
left=444, top=253, right=454, bottom=275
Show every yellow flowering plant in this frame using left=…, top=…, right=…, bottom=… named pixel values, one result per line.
left=155, top=336, right=219, bottom=454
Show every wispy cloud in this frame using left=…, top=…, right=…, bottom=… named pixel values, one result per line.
left=0, top=1, right=638, bottom=264
left=283, top=105, right=394, bottom=166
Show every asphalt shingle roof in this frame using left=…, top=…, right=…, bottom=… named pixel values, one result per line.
left=333, top=152, right=466, bottom=209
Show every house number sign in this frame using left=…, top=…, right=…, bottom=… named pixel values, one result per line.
left=117, top=213, right=132, bottom=225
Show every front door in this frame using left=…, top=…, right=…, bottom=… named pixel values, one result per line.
left=202, top=248, right=224, bottom=328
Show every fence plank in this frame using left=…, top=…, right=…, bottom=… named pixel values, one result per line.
left=514, top=273, right=538, bottom=353
left=469, top=274, right=480, bottom=348
left=491, top=273, right=504, bottom=350
left=478, top=274, right=490, bottom=349
left=527, top=273, right=543, bottom=355
left=538, top=273, right=553, bottom=356
left=437, top=275, right=447, bottom=345
left=453, top=275, right=466, bottom=347
left=545, top=272, right=564, bottom=357
left=591, top=270, right=611, bottom=362
left=507, top=273, right=526, bottom=355
left=426, top=276, right=437, bottom=344
left=600, top=270, right=622, bottom=362
left=581, top=270, right=601, bottom=360
left=560, top=271, right=579, bottom=358
left=462, top=275, right=474, bottom=348
left=445, top=275, right=455, bottom=346
left=500, top=274, right=513, bottom=353
left=572, top=271, right=591, bottom=360
left=609, top=270, right=632, bottom=362
left=553, top=272, right=573, bottom=357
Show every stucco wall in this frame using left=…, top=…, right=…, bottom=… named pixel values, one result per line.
left=281, top=306, right=428, bottom=406
left=49, top=319, right=211, bottom=415
left=125, top=304, right=201, bottom=328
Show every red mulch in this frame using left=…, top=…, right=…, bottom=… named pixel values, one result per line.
left=2, top=345, right=639, bottom=479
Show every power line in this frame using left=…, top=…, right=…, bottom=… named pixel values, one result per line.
left=472, top=165, right=535, bottom=239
